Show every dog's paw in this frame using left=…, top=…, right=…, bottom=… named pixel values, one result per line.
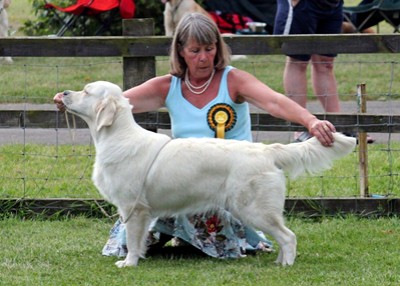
left=275, top=257, right=295, bottom=266
left=115, top=258, right=138, bottom=268
left=275, top=254, right=296, bottom=266
left=275, top=245, right=296, bottom=266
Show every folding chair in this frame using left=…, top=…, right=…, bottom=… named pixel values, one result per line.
left=44, top=0, right=135, bottom=36
left=379, top=0, right=400, bottom=32
left=343, top=0, right=400, bottom=33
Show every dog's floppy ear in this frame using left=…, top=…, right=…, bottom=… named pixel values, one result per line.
left=95, top=96, right=117, bottom=132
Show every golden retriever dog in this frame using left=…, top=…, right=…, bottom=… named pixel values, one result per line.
left=61, top=81, right=356, bottom=267
left=162, top=0, right=211, bottom=36
left=0, top=0, right=12, bottom=63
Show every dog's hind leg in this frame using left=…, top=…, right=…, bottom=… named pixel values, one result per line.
left=233, top=172, right=297, bottom=266
left=115, top=207, right=152, bottom=268
left=264, top=215, right=297, bottom=266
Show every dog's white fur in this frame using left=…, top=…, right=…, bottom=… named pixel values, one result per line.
left=162, top=0, right=211, bottom=36
left=62, top=81, right=356, bottom=268
left=0, top=0, right=12, bottom=63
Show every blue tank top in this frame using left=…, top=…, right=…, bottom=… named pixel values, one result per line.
left=165, top=66, right=252, bottom=142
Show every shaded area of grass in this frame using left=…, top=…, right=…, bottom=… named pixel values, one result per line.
left=1, top=215, right=399, bottom=285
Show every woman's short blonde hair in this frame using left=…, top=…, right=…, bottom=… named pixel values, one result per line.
left=169, top=13, right=231, bottom=78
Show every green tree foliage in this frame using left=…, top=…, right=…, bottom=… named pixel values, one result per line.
left=22, top=0, right=165, bottom=36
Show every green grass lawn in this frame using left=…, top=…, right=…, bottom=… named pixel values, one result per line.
left=1, top=215, right=399, bottom=286
left=1, top=54, right=399, bottom=103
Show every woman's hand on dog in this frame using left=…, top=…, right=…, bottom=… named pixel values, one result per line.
left=309, top=119, right=336, bottom=147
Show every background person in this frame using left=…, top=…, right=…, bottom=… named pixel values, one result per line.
left=273, top=0, right=343, bottom=142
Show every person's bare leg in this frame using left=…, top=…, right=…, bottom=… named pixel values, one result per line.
left=311, top=54, right=340, bottom=113
left=283, top=56, right=309, bottom=139
left=283, top=56, right=309, bottom=107
left=311, top=55, right=374, bottom=142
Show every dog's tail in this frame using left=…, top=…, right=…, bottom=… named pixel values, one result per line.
left=271, top=132, right=356, bottom=179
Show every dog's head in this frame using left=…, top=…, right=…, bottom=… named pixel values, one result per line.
left=62, top=81, right=130, bottom=132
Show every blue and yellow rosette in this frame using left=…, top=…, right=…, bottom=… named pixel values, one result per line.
left=207, top=103, right=237, bottom=139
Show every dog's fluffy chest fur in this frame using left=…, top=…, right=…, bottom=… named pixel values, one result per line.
left=92, top=128, right=170, bottom=207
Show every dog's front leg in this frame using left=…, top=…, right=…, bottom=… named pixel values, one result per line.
left=115, top=207, right=152, bottom=268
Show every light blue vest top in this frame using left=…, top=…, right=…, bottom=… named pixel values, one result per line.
left=165, top=66, right=252, bottom=141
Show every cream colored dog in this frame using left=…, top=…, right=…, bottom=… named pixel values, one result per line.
left=0, top=0, right=12, bottom=63
left=61, top=81, right=356, bottom=268
left=162, top=0, right=211, bottom=36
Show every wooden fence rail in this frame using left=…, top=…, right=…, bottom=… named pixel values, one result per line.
left=1, top=110, right=400, bottom=134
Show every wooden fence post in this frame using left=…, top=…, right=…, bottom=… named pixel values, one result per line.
left=357, top=83, right=369, bottom=197
left=122, top=18, right=156, bottom=90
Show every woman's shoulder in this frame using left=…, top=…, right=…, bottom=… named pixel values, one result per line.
left=145, top=74, right=173, bottom=90
left=225, top=67, right=258, bottom=103
left=150, top=74, right=173, bottom=84
left=226, top=67, right=252, bottom=83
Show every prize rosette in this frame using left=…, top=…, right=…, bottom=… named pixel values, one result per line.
left=207, top=103, right=237, bottom=138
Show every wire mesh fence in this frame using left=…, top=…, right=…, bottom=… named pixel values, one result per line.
left=0, top=54, right=399, bottom=200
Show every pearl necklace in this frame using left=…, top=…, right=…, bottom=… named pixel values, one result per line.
left=185, top=68, right=215, bottom=95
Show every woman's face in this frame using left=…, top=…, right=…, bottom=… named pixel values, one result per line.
left=180, top=39, right=217, bottom=77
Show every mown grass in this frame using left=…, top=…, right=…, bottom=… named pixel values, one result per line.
left=1, top=215, right=399, bottom=286
left=1, top=54, right=399, bottom=103
left=0, top=144, right=98, bottom=198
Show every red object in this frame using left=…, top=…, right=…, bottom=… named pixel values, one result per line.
left=44, top=0, right=135, bottom=19
left=119, top=0, right=135, bottom=19
left=208, top=11, right=252, bottom=34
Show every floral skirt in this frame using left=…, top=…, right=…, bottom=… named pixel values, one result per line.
left=102, top=211, right=273, bottom=259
